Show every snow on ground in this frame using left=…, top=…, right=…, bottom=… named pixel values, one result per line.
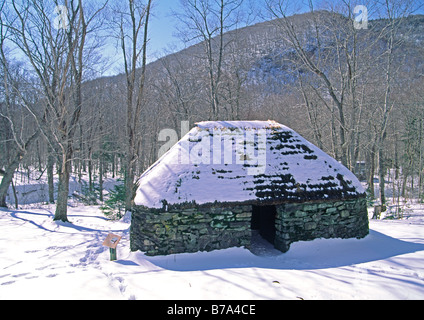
left=0, top=203, right=423, bottom=300
left=4, top=168, right=120, bottom=206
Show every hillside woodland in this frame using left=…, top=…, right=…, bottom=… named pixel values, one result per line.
left=1, top=0, right=423, bottom=220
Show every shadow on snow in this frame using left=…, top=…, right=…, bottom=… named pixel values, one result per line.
left=140, top=230, right=424, bottom=271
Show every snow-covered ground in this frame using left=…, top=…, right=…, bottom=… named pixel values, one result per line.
left=3, top=168, right=120, bottom=206
left=0, top=202, right=423, bottom=300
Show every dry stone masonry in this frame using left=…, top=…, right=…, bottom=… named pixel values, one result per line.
left=131, top=204, right=253, bottom=256
left=131, top=197, right=368, bottom=256
left=273, top=197, right=369, bottom=252
left=131, top=121, right=369, bottom=256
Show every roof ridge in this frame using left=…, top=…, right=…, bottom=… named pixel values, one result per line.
left=195, top=120, right=284, bottom=130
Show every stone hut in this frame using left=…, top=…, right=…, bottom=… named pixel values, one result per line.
left=131, top=121, right=369, bottom=256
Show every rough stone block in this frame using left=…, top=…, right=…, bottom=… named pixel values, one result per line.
left=305, top=222, right=317, bottom=230
left=340, top=210, right=350, bottom=218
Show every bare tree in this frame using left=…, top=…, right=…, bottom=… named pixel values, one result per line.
left=0, top=0, right=40, bottom=207
left=175, top=0, right=245, bottom=119
left=265, top=1, right=364, bottom=168
left=368, top=0, right=418, bottom=206
left=111, top=0, right=153, bottom=211
left=9, top=0, right=107, bottom=221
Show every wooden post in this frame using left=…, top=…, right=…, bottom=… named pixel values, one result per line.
left=103, top=233, right=122, bottom=262
left=109, top=248, right=117, bottom=261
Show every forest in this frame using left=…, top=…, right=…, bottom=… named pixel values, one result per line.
left=0, top=0, right=423, bottom=222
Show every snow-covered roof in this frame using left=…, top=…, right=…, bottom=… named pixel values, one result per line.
left=134, top=120, right=365, bottom=209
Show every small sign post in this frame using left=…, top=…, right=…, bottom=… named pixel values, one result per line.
left=103, top=233, right=122, bottom=261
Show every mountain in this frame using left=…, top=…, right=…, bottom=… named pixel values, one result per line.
left=95, top=11, right=424, bottom=105
left=83, top=11, right=424, bottom=172
left=142, top=12, right=424, bottom=92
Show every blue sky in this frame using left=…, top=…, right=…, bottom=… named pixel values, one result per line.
left=105, top=0, right=424, bottom=76
left=138, top=0, right=424, bottom=61
left=106, top=0, right=266, bottom=75
left=104, top=0, right=183, bottom=75
left=148, top=0, right=182, bottom=57
left=146, top=0, right=266, bottom=58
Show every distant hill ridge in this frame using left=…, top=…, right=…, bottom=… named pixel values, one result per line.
left=94, top=12, right=424, bottom=92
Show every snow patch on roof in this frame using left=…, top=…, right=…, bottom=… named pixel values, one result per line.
left=134, top=121, right=365, bottom=209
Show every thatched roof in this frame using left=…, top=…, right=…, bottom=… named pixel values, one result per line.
left=134, top=121, right=364, bottom=209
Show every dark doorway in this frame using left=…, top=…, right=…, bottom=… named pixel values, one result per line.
left=251, top=205, right=277, bottom=245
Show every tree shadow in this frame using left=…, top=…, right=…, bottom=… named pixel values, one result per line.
left=7, top=210, right=54, bottom=233
left=3, top=208, right=123, bottom=234
left=141, top=229, right=424, bottom=271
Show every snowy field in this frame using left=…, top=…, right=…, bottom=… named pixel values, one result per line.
left=0, top=202, right=423, bottom=300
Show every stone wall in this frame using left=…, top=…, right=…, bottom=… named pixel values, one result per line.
left=130, top=205, right=253, bottom=256
left=130, top=197, right=369, bottom=256
left=274, top=197, right=369, bottom=252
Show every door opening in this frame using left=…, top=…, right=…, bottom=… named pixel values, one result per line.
left=251, top=205, right=277, bottom=245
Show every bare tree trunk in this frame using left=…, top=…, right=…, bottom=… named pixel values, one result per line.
left=47, top=148, right=55, bottom=204
left=99, top=151, right=104, bottom=202
left=55, top=149, right=72, bottom=222
left=367, top=141, right=376, bottom=200
left=378, top=148, right=386, bottom=206
left=0, top=157, right=21, bottom=207
left=10, top=179, right=18, bottom=209
left=116, top=0, right=153, bottom=212
left=0, top=131, right=40, bottom=207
